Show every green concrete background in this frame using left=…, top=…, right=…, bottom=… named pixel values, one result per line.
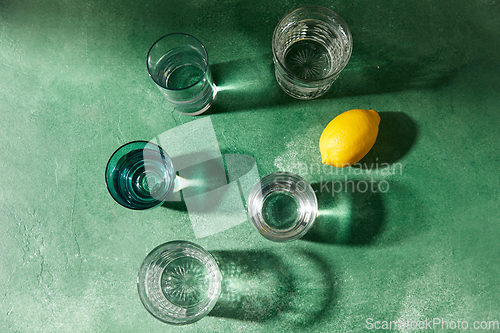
left=1, top=0, right=499, bottom=332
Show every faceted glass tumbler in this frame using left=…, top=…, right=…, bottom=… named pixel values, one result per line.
left=272, top=6, right=353, bottom=100
left=247, top=172, right=318, bottom=242
left=137, top=241, right=222, bottom=325
left=147, top=33, right=216, bottom=115
left=105, top=141, right=176, bottom=210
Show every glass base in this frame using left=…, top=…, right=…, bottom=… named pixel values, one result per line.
left=275, top=69, right=334, bottom=100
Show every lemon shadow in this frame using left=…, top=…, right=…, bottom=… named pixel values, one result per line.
left=354, top=112, right=419, bottom=168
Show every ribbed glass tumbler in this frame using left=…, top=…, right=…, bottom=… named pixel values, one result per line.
left=137, top=241, right=222, bottom=325
left=272, top=6, right=352, bottom=100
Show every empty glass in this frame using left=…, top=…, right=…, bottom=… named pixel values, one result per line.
left=272, top=6, right=353, bottom=100
left=247, top=172, right=318, bottom=242
left=137, top=241, right=222, bottom=325
left=105, top=141, right=176, bottom=210
left=147, top=33, right=216, bottom=115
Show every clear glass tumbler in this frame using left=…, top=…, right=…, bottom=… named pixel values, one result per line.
left=247, top=172, right=318, bottom=242
left=272, top=6, right=353, bottom=100
left=137, top=241, right=222, bottom=325
left=147, top=33, right=216, bottom=115
left=105, top=141, right=176, bottom=210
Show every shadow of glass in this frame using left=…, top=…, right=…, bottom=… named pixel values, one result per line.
left=209, top=250, right=293, bottom=322
left=222, top=152, right=258, bottom=183
left=178, top=156, right=227, bottom=198
left=209, top=249, right=336, bottom=327
left=160, top=200, right=187, bottom=211
left=302, top=181, right=386, bottom=245
left=369, top=181, right=429, bottom=246
left=207, top=56, right=298, bottom=114
left=354, top=112, right=419, bottom=168
left=206, top=51, right=459, bottom=114
left=162, top=153, right=259, bottom=213
left=323, top=53, right=460, bottom=100
left=302, top=180, right=428, bottom=246
left=279, top=249, right=337, bottom=327
left=318, top=0, right=483, bottom=99
left=158, top=153, right=228, bottom=213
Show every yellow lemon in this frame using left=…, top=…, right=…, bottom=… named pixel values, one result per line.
left=319, top=109, right=380, bottom=168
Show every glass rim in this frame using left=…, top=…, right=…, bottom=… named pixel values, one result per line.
left=147, top=33, right=210, bottom=91
left=104, top=140, right=175, bottom=210
left=272, top=5, right=353, bottom=83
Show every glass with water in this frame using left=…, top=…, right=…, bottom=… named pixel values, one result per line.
left=247, top=172, right=318, bottom=242
left=147, top=33, right=216, bottom=115
left=105, top=141, right=176, bottom=210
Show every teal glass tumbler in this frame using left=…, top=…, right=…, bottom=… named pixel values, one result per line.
left=137, top=241, right=222, bottom=325
left=147, top=33, right=216, bottom=115
left=247, top=172, right=318, bottom=242
left=105, top=141, right=176, bottom=210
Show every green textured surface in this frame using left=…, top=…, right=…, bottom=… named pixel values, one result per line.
left=1, top=0, right=499, bottom=332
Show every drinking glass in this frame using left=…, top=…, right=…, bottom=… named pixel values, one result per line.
left=272, top=6, right=353, bottom=100
left=247, top=172, right=318, bottom=242
left=137, top=241, right=222, bottom=325
left=147, top=33, right=216, bottom=115
left=105, top=141, right=176, bottom=210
